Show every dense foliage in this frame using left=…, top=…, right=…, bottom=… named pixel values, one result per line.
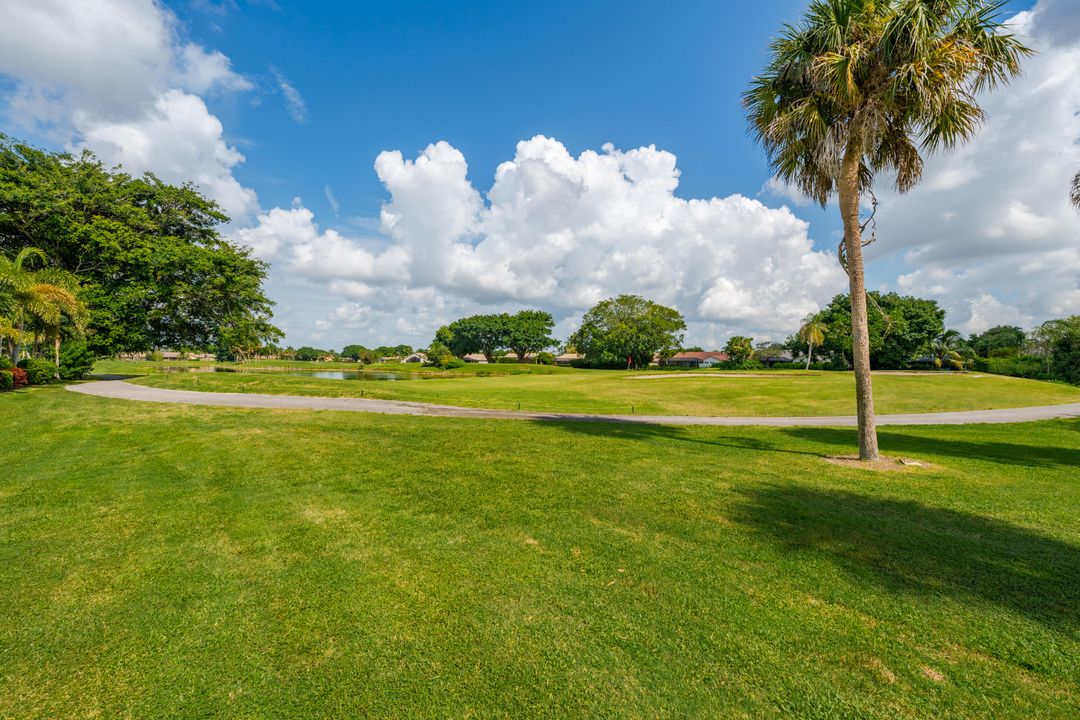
left=724, top=336, right=755, bottom=365
left=424, top=341, right=455, bottom=369
left=569, top=295, right=685, bottom=369
left=436, top=314, right=509, bottom=363
left=815, top=292, right=944, bottom=369
left=17, top=357, right=57, bottom=384
left=0, top=136, right=279, bottom=356
left=968, top=325, right=1025, bottom=357
left=435, top=311, right=555, bottom=363
left=58, top=340, right=95, bottom=380
left=505, top=310, right=557, bottom=362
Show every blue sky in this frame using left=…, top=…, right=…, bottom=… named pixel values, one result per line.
left=182, top=1, right=818, bottom=216
left=5, top=0, right=1078, bottom=350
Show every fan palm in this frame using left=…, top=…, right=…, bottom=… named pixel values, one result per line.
left=932, top=329, right=968, bottom=370
left=798, top=314, right=827, bottom=369
left=0, top=248, right=86, bottom=368
left=745, top=0, right=1029, bottom=459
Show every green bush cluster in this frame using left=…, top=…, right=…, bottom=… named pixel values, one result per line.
left=0, top=370, right=12, bottom=390
left=970, top=356, right=1050, bottom=381
left=766, top=361, right=834, bottom=371
left=16, top=358, right=58, bottom=385
left=59, top=341, right=95, bottom=380
left=720, top=358, right=764, bottom=371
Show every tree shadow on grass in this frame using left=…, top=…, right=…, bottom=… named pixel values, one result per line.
left=780, top=424, right=1080, bottom=469
left=540, top=420, right=820, bottom=458
left=732, top=483, right=1080, bottom=632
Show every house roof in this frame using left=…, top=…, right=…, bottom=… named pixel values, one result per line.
left=668, top=351, right=729, bottom=361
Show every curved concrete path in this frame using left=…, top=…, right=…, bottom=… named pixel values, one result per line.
left=67, top=379, right=1080, bottom=427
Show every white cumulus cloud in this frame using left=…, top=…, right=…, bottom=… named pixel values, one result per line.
left=237, top=136, right=847, bottom=346
left=0, top=0, right=258, bottom=218
left=873, top=0, right=1080, bottom=333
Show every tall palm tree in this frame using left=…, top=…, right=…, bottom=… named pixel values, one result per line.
left=798, top=314, right=827, bottom=369
left=0, top=248, right=85, bottom=367
left=745, top=0, right=1029, bottom=459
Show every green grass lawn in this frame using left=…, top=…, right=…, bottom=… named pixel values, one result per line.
left=2, top=386, right=1078, bottom=717
left=108, top=360, right=1080, bottom=416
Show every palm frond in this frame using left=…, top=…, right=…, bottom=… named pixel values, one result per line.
left=744, top=0, right=1030, bottom=201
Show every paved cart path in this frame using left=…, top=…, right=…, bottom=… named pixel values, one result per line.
left=67, top=379, right=1080, bottom=426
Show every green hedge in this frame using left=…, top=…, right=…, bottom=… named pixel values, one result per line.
left=0, top=370, right=12, bottom=390
left=16, top=358, right=58, bottom=384
left=765, top=361, right=835, bottom=371
left=971, top=356, right=1051, bottom=380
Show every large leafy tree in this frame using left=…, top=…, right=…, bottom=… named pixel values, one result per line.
left=0, top=136, right=278, bottom=355
left=569, top=295, right=685, bottom=369
left=505, top=310, right=557, bottom=362
left=436, top=314, right=510, bottom=363
left=745, top=0, right=1029, bottom=459
left=968, top=324, right=1024, bottom=357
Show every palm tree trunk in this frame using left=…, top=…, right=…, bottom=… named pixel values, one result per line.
left=54, top=333, right=61, bottom=377
left=13, top=312, right=24, bottom=364
left=838, top=138, right=880, bottom=461
left=806, top=342, right=812, bottom=370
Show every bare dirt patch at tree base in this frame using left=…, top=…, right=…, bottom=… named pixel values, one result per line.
left=823, top=455, right=936, bottom=471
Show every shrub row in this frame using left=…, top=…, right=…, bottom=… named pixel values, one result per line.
left=765, top=361, right=837, bottom=371
left=0, top=341, right=95, bottom=391
left=969, top=355, right=1052, bottom=381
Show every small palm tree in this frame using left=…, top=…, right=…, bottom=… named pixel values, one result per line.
left=932, top=329, right=968, bottom=370
left=1071, top=170, right=1079, bottom=210
left=798, top=314, right=827, bottom=369
left=0, top=248, right=85, bottom=368
left=745, top=0, right=1029, bottom=459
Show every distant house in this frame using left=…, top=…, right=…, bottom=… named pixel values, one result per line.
left=379, top=356, right=402, bottom=363
left=661, top=351, right=729, bottom=369
left=554, top=352, right=583, bottom=366
left=403, top=352, right=427, bottom=363
left=463, top=353, right=488, bottom=363
left=161, top=351, right=183, bottom=361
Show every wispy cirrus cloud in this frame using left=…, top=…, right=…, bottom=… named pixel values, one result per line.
left=271, top=67, right=308, bottom=124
